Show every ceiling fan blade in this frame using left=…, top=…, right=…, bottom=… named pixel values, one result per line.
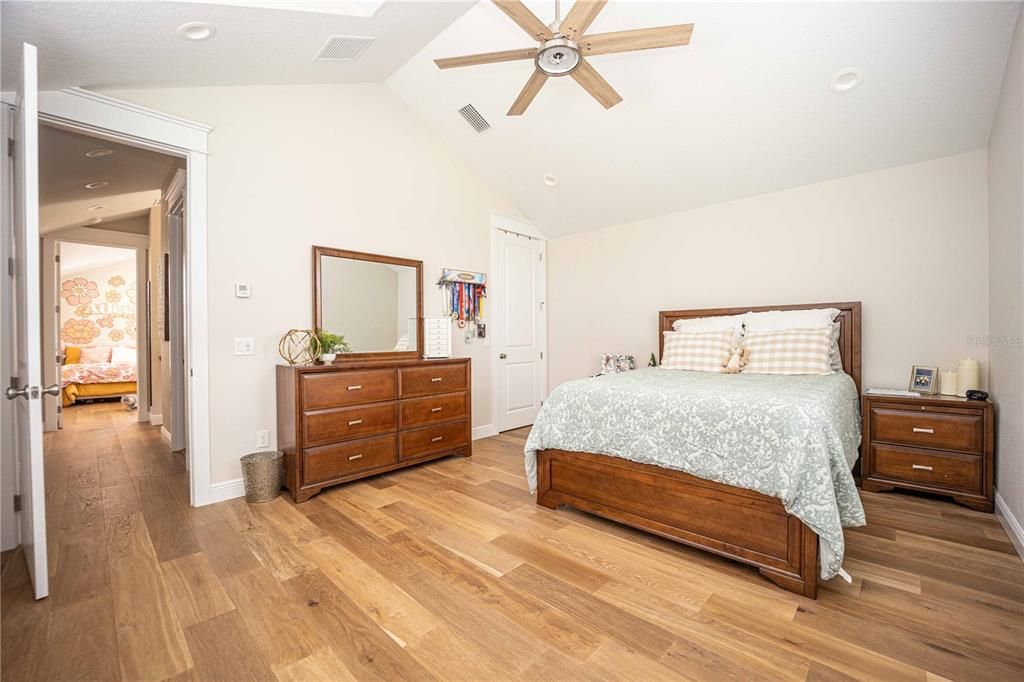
left=435, top=47, right=537, bottom=70
left=493, top=0, right=554, bottom=41
left=507, top=69, right=549, bottom=116
left=559, top=0, right=607, bottom=40
left=570, top=58, right=622, bottom=109
left=580, top=24, right=694, bottom=56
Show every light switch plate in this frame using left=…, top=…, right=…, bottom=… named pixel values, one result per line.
left=235, top=282, right=251, bottom=298
left=234, top=337, right=254, bottom=355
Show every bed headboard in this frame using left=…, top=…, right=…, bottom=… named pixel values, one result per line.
left=658, top=302, right=862, bottom=395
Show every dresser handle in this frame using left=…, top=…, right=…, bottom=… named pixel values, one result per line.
left=348, top=419, right=363, bottom=426
left=912, top=427, right=934, bottom=434
left=347, top=385, right=362, bottom=391
left=430, top=377, right=442, bottom=383
left=348, top=454, right=363, bottom=461
left=911, top=464, right=934, bottom=471
left=430, top=407, right=443, bottom=413
left=431, top=436, right=443, bottom=442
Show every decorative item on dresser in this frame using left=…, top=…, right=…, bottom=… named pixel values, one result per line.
left=862, top=393, right=994, bottom=512
left=277, top=358, right=471, bottom=502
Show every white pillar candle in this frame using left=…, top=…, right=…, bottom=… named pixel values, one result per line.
left=940, top=370, right=958, bottom=396
left=957, top=358, right=980, bottom=397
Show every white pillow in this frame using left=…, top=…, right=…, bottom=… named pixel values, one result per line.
left=79, top=346, right=111, bottom=364
left=744, top=308, right=842, bottom=371
left=672, top=313, right=746, bottom=345
left=111, top=346, right=136, bottom=364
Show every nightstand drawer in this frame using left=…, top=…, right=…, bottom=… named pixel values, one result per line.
left=870, top=444, right=981, bottom=493
left=870, top=407, right=982, bottom=454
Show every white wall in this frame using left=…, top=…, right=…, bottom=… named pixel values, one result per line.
left=148, top=205, right=163, bottom=421
left=548, top=151, right=990, bottom=392
left=988, top=12, right=1024, bottom=544
left=102, top=84, right=523, bottom=483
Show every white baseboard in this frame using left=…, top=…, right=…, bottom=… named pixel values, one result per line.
left=472, top=424, right=499, bottom=440
left=160, top=426, right=172, bottom=446
left=149, top=413, right=163, bottom=427
left=209, top=477, right=246, bottom=504
left=995, top=488, right=1024, bottom=562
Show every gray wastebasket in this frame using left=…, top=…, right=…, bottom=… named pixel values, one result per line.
left=240, top=450, right=284, bottom=503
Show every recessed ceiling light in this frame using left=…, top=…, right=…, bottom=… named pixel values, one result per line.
left=84, top=181, right=109, bottom=189
left=87, top=205, right=105, bottom=211
left=830, top=67, right=864, bottom=94
left=177, top=21, right=215, bottom=41
left=85, top=217, right=103, bottom=225
left=85, top=148, right=113, bottom=158
left=543, top=174, right=558, bottom=187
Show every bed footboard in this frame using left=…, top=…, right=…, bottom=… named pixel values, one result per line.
left=536, top=448, right=818, bottom=598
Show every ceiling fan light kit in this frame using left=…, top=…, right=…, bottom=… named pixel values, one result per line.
left=435, top=0, right=693, bottom=116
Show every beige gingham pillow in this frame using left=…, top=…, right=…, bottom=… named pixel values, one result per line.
left=742, top=327, right=833, bottom=375
left=661, top=330, right=733, bottom=373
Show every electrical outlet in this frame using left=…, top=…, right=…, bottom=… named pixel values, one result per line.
left=256, top=430, right=269, bottom=448
left=234, top=337, right=254, bottom=355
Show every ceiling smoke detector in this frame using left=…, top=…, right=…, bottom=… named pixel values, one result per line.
left=830, top=67, right=864, bottom=93
left=177, top=21, right=215, bottom=41
left=543, top=174, right=558, bottom=187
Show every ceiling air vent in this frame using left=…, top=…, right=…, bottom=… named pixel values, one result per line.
left=458, top=104, right=491, bottom=133
left=314, top=35, right=375, bottom=62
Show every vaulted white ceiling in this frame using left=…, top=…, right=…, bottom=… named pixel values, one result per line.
left=0, top=0, right=474, bottom=89
left=388, top=1, right=1021, bottom=237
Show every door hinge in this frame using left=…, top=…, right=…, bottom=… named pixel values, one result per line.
left=13, top=495, right=22, bottom=512
left=55, top=304, right=60, bottom=313
left=538, top=253, right=543, bottom=261
left=6, top=138, right=13, bottom=158
left=54, top=254, right=60, bottom=263
left=7, top=257, right=14, bottom=276
left=540, top=351, right=543, bottom=359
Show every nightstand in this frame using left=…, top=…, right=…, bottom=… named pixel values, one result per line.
left=861, top=393, right=994, bottom=512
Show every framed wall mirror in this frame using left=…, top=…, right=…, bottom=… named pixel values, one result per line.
left=313, top=246, right=423, bottom=361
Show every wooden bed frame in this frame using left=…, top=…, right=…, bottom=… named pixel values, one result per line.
left=536, top=302, right=862, bottom=598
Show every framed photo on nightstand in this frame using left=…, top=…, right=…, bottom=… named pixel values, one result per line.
left=909, top=365, right=939, bottom=394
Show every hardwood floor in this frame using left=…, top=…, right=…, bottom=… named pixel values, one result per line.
left=2, top=402, right=1023, bottom=681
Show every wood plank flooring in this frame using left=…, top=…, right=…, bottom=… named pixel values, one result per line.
left=2, top=401, right=1023, bottom=681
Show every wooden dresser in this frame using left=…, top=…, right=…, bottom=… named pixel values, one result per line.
left=276, top=357, right=471, bottom=502
left=861, top=393, right=994, bottom=512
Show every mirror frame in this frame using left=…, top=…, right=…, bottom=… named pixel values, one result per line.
left=312, top=246, right=424, bottom=362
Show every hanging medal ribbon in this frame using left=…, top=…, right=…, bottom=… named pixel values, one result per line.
left=437, top=269, right=487, bottom=327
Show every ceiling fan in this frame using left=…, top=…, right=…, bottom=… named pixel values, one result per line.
left=435, top=0, right=693, bottom=116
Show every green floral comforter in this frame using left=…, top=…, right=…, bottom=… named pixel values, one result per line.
left=524, top=368, right=865, bottom=579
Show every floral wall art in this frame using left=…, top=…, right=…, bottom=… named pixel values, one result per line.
left=60, top=260, right=138, bottom=349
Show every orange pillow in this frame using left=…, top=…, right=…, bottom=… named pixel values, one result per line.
left=64, top=346, right=81, bottom=365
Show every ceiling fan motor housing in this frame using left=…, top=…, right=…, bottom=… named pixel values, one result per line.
left=536, top=37, right=581, bottom=76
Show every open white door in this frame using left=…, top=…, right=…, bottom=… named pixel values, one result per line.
left=494, top=229, right=546, bottom=432
left=4, top=43, right=49, bottom=599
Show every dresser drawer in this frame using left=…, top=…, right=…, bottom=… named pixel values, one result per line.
left=304, top=403, right=397, bottom=447
left=399, top=364, right=467, bottom=398
left=400, top=420, right=468, bottom=460
left=301, top=369, right=396, bottom=410
left=870, top=407, right=982, bottom=454
left=870, top=444, right=981, bottom=493
left=400, top=392, right=467, bottom=428
left=303, top=434, right=397, bottom=485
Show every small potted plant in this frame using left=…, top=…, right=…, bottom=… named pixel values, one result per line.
left=314, top=329, right=350, bottom=363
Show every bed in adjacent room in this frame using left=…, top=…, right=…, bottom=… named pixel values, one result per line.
left=61, top=345, right=138, bottom=406
left=525, top=302, right=863, bottom=598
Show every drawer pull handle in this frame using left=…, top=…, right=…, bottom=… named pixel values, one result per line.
left=347, top=385, right=362, bottom=391
left=430, top=377, right=443, bottom=383
left=430, top=407, right=443, bottom=413
left=911, top=464, right=934, bottom=471
left=348, top=419, right=363, bottom=426
left=431, top=436, right=443, bottom=442
left=912, top=427, right=934, bottom=434
left=348, top=454, right=363, bottom=461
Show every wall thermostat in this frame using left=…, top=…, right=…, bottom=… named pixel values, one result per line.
left=235, top=282, right=251, bottom=298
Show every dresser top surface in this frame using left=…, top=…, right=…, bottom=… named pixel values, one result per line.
left=278, top=357, right=470, bottom=373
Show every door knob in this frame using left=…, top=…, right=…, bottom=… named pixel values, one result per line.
left=499, top=353, right=507, bottom=359
left=4, top=384, right=30, bottom=400
left=42, top=384, right=60, bottom=397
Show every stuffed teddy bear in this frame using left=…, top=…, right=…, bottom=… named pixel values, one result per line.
left=722, top=346, right=751, bottom=374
